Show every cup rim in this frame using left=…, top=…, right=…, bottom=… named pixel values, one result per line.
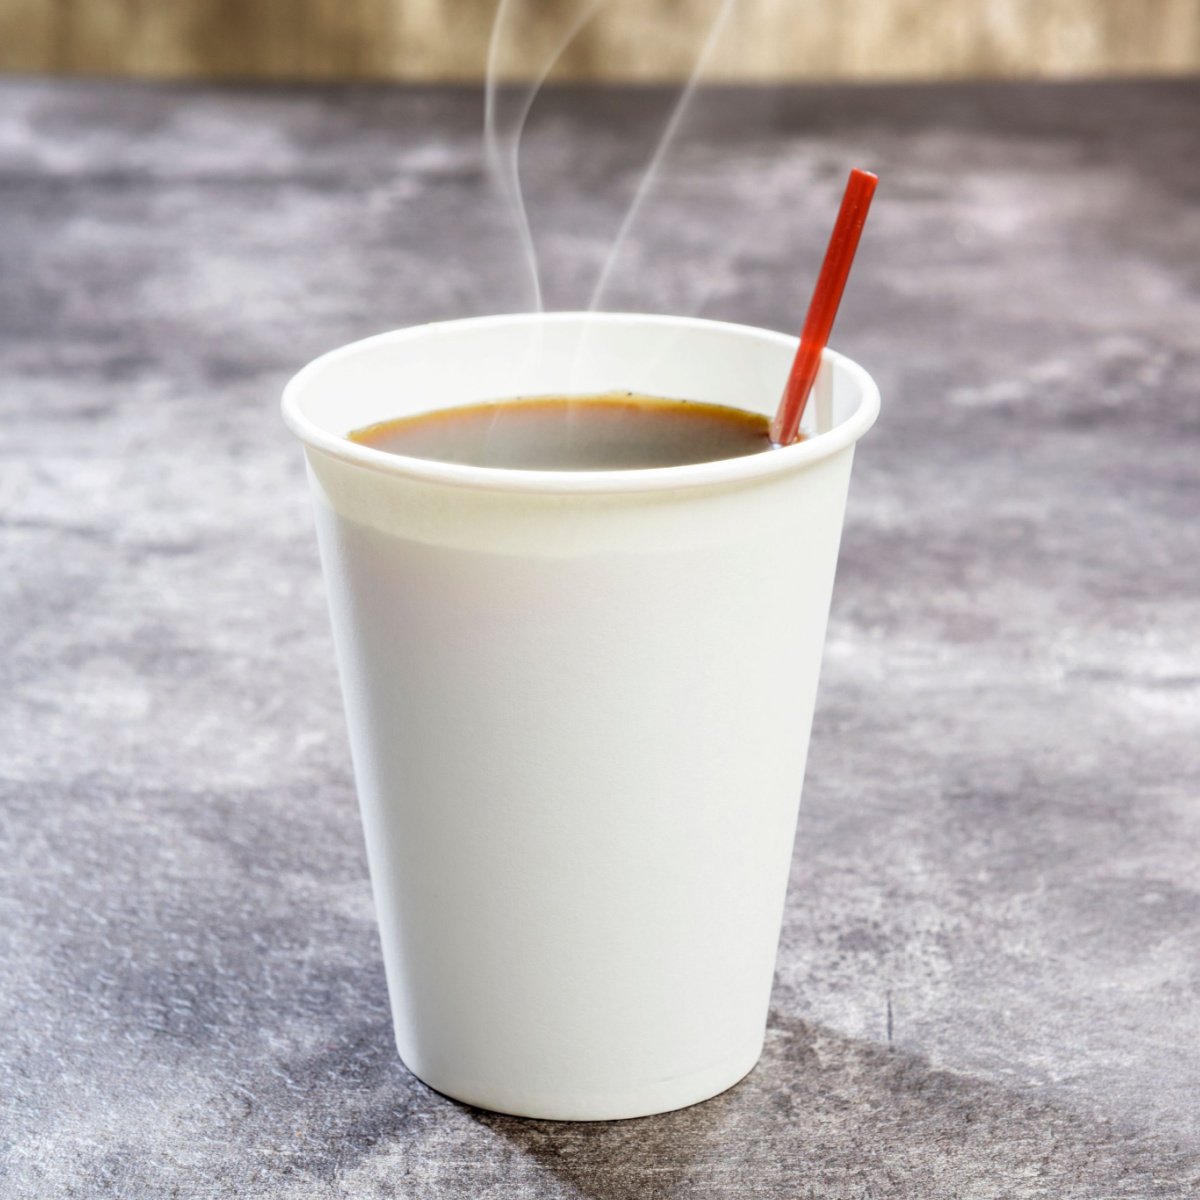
left=281, top=312, right=880, bottom=495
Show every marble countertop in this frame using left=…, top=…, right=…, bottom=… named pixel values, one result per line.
left=2, top=77, right=1198, bottom=1198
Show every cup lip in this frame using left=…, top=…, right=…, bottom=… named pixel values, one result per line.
left=281, top=311, right=880, bottom=495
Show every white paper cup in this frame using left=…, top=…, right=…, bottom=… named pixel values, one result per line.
left=282, top=312, right=879, bottom=1120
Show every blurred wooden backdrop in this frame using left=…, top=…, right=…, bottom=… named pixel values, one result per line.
left=3, top=0, right=1198, bottom=81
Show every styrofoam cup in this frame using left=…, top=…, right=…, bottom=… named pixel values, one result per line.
left=282, top=312, right=879, bottom=1120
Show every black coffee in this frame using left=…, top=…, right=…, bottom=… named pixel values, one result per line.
left=347, top=393, right=776, bottom=470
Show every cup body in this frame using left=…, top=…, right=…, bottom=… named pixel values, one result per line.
left=282, top=312, right=879, bottom=1120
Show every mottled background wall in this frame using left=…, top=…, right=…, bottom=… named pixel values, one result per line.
left=2, top=0, right=1199, bottom=82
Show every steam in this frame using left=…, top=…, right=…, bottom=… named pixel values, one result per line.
left=586, top=0, right=736, bottom=312
left=483, top=0, right=738, bottom=317
left=484, top=0, right=605, bottom=315
left=480, top=0, right=752, bottom=458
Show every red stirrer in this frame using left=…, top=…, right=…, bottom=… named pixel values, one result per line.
left=770, top=168, right=878, bottom=446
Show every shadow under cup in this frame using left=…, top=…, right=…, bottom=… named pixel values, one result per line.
left=282, top=312, right=880, bottom=1121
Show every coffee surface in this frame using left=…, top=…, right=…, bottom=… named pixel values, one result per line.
left=347, top=393, right=776, bottom=470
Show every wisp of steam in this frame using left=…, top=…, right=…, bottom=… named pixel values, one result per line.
left=483, top=0, right=737, bottom=318
left=483, top=0, right=607, bottom=315
left=480, top=0, right=759, bottom=456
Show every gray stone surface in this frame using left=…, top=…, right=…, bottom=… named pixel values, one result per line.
left=1, top=77, right=1198, bottom=1197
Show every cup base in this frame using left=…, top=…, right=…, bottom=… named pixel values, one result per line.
left=398, top=1039, right=765, bottom=1122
